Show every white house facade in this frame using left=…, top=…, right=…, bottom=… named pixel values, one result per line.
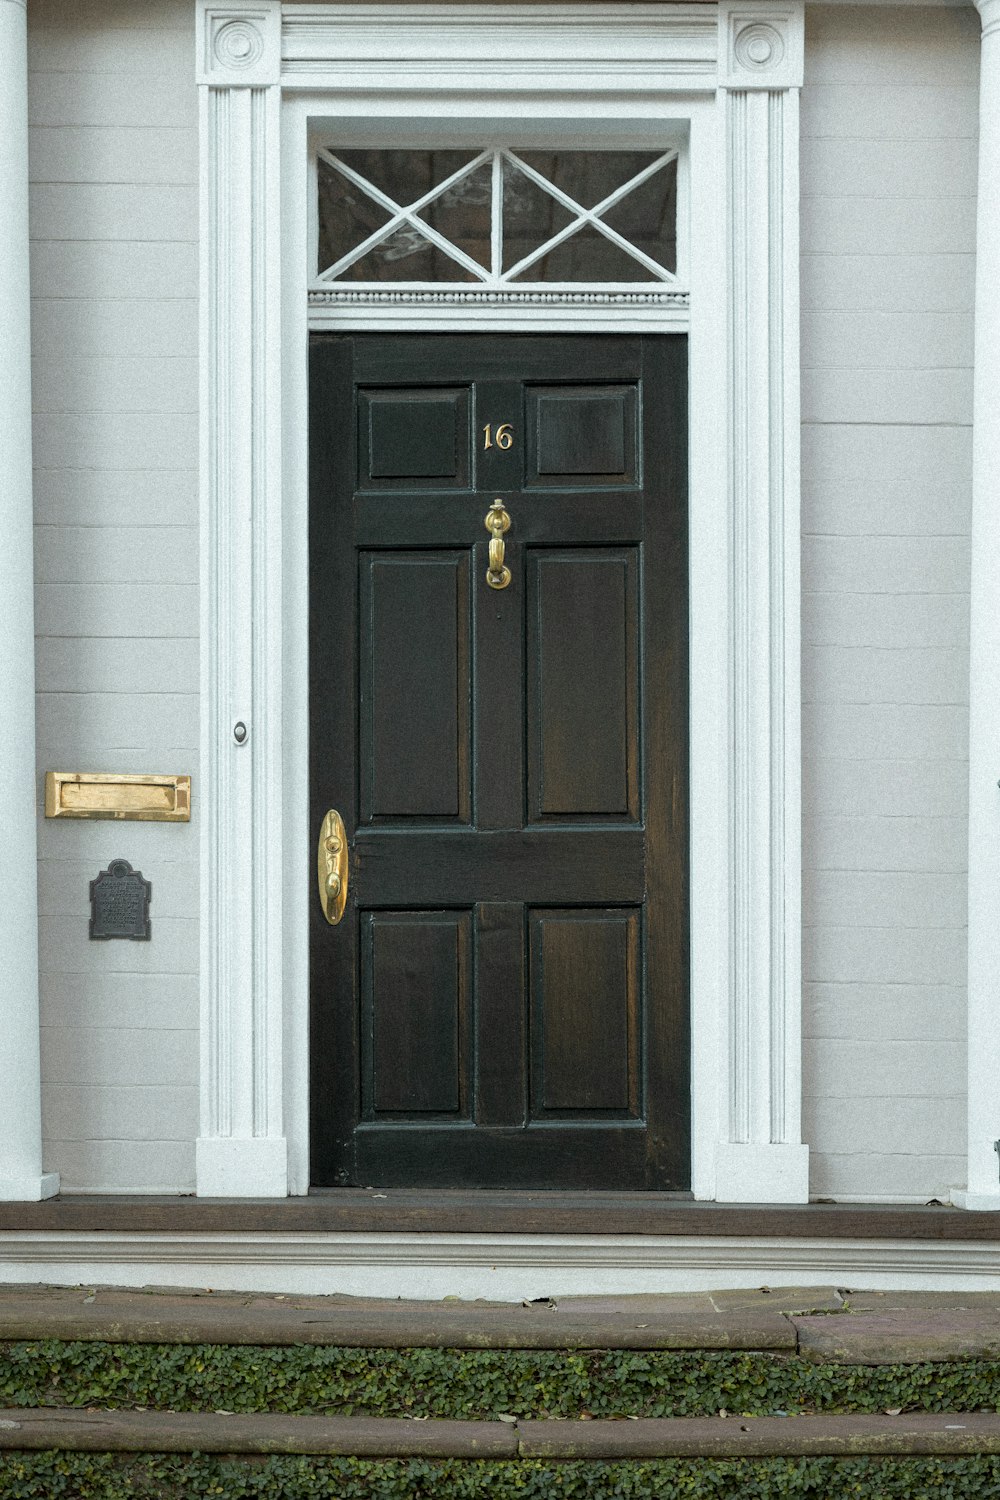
left=1, top=0, right=999, bottom=1295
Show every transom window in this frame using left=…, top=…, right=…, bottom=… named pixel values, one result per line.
left=316, top=148, right=678, bottom=287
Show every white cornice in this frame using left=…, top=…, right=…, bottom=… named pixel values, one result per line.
left=281, top=3, right=719, bottom=89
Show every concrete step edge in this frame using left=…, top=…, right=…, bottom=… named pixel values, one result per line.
left=2, top=1409, right=1000, bottom=1459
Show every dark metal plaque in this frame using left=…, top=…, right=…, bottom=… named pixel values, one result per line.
left=90, top=859, right=152, bottom=941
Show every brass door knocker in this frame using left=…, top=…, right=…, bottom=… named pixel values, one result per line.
left=485, top=499, right=511, bottom=590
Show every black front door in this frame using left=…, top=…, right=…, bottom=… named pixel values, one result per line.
left=309, top=333, right=688, bottom=1189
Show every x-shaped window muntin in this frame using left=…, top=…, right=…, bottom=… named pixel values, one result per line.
left=317, top=147, right=678, bottom=285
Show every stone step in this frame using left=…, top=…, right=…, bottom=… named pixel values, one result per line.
left=5, top=1285, right=1000, bottom=1361
left=0, top=1284, right=833, bottom=1350
left=2, top=1409, right=1000, bottom=1458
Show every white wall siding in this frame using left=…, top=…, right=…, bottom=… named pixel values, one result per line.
left=28, top=0, right=198, bottom=1193
left=801, top=4, right=977, bottom=1203
left=23, top=0, right=979, bottom=1205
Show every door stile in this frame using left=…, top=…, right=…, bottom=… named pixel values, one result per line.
left=309, top=336, right=360, bottom=1186
left=638, top=336, right=691, bottom=1186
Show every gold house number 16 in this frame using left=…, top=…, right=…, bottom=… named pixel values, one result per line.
left=483, top=423, right=514, bottom=451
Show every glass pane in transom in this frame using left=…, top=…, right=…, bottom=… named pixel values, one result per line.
left=317, top=155, right=394, bottom=275
left=502, top=159, right=575, bottom=275
left=335, top=149, right=478, bottom=206
left=601, top=159, right=678, bottom=274
left=340, top=226, right=480, bottom=283
left=417, top=161, right=493, bottom=272
left=315, top=146, right=679, bottom=286
left=514, top=150, right=665, bottom=210
left=511, top=225, right=653, bottom=283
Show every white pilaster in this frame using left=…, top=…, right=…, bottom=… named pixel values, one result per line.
left=196, top=1, right=287, bottom=1197
left=714, top=2, right=808, bottom=1203
left=956, top=0, right=1000, bottom=1211
left=0, top=0, right=58, bottom=1203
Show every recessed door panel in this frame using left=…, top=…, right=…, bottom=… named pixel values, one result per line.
left=530, top=907, right=641, bottom=1117
left=363, top=910, right=470, bottom=1117
left=527, top=549, right=639, bottom=822
left=310, top=333, right=688, bottom=1190
left=526, top=384, right=638, bottom=486
left=360, top=387, right=471, bottom=487
left=359, top=553, right=470, bottom=823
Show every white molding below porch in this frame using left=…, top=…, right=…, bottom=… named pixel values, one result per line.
left=2, top=1232, right=999, bottom=1298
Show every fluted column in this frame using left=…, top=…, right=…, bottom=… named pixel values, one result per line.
left=195, top=1, right=287, bottom=1196
left=714, top=1, right=809, bottom=1202
left=958, top=0, right=1000, bottom=1209
left=0, top=0, right=58, bottom=1201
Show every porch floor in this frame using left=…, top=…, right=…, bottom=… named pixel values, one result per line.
left=2, top=1192, right=999, bottom=1239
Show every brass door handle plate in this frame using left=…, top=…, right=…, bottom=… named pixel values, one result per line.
left=318, top=809, right=349, bottom=925
left=484, top=498, right=512, bottom=590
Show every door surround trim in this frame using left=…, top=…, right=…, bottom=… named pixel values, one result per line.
left=195, top=0, right=808, bottom=1202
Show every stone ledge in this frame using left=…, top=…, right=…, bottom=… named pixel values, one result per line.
left=3, top=1409, right=1000, bottom=1458
left=0, top=1284, right=830, bottom=1349
left=793, top=1303, right=1000, bottom=1364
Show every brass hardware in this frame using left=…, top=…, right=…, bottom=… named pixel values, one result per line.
left=45, top=771, right=191, bottom=822
left=318, top=809, right=349, bottom=925
left=483, top=422, right=514, bottom=451
left=484, top=498, right=512, bottom=590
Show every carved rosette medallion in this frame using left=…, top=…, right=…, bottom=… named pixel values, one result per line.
left=197, top=2, right=281, bottom=86
left=719, top=3, right=804, bottom=89
left=214, top=19, right=265, bottom=71
left=734, top=22, right=785, bottom=71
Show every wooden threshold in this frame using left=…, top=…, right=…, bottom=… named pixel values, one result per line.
left=1, top=1192, right=997, bottom=1239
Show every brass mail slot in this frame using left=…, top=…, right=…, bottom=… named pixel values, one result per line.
left=45, top=772, right=191, bottom=823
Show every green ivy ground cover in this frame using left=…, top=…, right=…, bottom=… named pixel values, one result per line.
left=5, top=1453, right=1000, bottom=1499
left=2, top=1342, right=1000, bottom=1418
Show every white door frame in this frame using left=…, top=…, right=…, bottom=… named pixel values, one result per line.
left=195, top=0, right=808, bottom=1203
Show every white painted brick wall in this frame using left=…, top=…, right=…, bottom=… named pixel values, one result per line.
left=801, top=4, right=977, bottom=1203
left=28, top=0, right=198, bottom=1194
